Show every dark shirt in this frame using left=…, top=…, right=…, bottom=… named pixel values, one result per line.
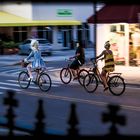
left=75, top=47, right=85, bottom=64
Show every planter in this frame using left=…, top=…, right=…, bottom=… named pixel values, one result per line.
left=4, top=48, right=19, bottom=55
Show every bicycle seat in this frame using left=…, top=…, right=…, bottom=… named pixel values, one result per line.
left=33, top=68, right=42, bottom=72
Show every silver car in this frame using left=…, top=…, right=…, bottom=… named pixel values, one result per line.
left=18, top=38, right=52, bottom=56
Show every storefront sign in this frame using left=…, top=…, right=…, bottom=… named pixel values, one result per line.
left=57, top=9, right=73, bottom=17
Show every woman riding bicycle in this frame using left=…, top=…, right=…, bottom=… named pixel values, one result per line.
left=24, top=39, right=46, bottom=81
left=95, top=41, right=115, bottom=91
left=69, top=41, right=85, bottom=80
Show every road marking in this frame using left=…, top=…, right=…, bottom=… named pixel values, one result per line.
left=49, top=68, right=61, bottom=72
left=16, top=91, right=140, bottom=112
left=126, top=86, right=140, bottom=90
left=0, top=68, right=22, bottom=73
left=0, top=66, right=56, bottom=75
left=8, top=79, right=60, bottom=87
left=0, top=79, right=60, bottom=92
left=0, top=86, right=21, bottom=91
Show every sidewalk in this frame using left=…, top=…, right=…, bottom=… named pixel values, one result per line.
left=0, top=52, right=140, bottom=86
left=114, top=65, right=140, bottom=86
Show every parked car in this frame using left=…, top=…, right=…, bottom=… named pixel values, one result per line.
left=18, top=38, right=52, bottom=56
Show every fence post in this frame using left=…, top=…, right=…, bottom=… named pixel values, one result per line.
left=3, top=90, right=18, bottom=137
left=33, top=99, right=46, bottom=137
left=67, top=103, right=79, bottom=137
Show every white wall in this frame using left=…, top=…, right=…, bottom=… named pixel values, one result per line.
left=32, top=2, right=93, bottom=22
left=1, top=2, right=32, bottom=19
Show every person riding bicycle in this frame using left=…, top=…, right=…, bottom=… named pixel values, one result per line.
left=69, top=41, right=85, bottom=80
left=24, top=39, right=46, bottom=81
left=95, top=41, right=115, bottom=91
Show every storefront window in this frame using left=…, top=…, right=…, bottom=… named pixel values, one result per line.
left=110, top=25, right=116, bottom=32
left=13, top=27, right=27, bottom=42
left=120, top=25, right=125, bottom=32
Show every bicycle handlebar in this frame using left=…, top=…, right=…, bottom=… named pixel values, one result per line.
left=90, top=57, right=103, bottom=63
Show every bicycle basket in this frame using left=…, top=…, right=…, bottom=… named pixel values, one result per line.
left=21, top=60, right=29, bottom=68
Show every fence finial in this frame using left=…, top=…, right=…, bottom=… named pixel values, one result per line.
left=67, top=103, right=79, bottom=136
left=102, top=104, right=126, bottom=136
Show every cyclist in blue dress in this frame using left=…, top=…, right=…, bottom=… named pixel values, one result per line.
left=24, top=39, right=46, bottom=80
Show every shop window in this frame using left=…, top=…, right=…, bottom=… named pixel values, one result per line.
left=13, top=27, right=27, bottom=42
left=120, top=25, right=125, bottom=32
left=37, top=26, right=53, bottom=43
left=110, top=25, right=117, bottom=32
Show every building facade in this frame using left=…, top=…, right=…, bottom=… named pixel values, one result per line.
left=0, top=1, right=102, bottom=50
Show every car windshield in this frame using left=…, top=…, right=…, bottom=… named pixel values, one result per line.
left=38, top=40, right=49, bottom=44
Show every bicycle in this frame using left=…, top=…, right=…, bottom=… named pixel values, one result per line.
left=83, top=58, right=126, bottom=96
left=60, top=58, right=89, bottom=86
left=18, top=60, right=52, bottom=92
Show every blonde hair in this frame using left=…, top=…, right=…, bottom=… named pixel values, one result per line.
left=31, top=40, right=39, bottom=50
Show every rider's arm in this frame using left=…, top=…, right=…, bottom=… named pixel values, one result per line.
left=24, top=51, right=34, bottom=62
left=69, top=52, right=80, bottom=59
left=96, top=50, right=105, bottom=59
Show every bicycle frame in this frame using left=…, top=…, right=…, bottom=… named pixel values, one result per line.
left=89, top=59, right=104, bottom=84
left=65, top=59, right=80, bottom=78
left=90, top=59, right=118, bottom=85
left=90, top=58, right=123, bottom=84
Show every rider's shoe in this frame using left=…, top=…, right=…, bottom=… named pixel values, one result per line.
left=27, top=77, right=33, bottom=81
left=104, top=86, right=109, bottom=91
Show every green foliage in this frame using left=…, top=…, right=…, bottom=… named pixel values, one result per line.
left=1, top=41, right=19, bottom=49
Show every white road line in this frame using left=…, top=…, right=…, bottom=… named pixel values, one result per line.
left=0, top=81, right=38, bottom=89
left=0, top=91, right=3, bottom=94
left=0, top=86, right=21, bottom=91
left=0, top=69, right=21, bottom=73
left=126, top=86, right=140, bottom=90
left=49, top=68, right=61, bottom=72
left=0, top=80, right=60, bottom=89
left=12, top=71, right=20, bottom=75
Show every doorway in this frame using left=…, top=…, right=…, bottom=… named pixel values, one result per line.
left=62, top=30, right=70, bottom=48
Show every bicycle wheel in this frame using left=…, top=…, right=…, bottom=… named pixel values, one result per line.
left=108, top=75, right=125, bottom=96
left=60, top=68, right=72, bottom=84
left=83, top=73, right=98, bottom=93
left=78, top=69, right=89, bottom=86
left=38, top=73, right=52, bottom=92
left=18, top=71, right=30, bottom=89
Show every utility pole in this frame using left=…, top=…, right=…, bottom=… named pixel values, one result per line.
left=93, top=0, right=97, bottom=57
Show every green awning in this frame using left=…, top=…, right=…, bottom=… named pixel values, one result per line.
left=0, top=11, right=81, bottom=26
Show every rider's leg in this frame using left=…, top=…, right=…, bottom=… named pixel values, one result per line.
left=71, top=69, right=77, bottom=78
left=27, top=64, right=33, bottom=79
left=101, top=70, right=108, bottom=89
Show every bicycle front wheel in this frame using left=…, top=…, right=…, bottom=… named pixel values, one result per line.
left=78, top=69, right=89, bottom=86
left=38, top=73, right=52, bottom=92
left=108, top=76, right=125, bottom=96
left=60, top=68, right=72, bottom=84
left=83, top=73, right=98, bottom=93
left=18, top=71, right=30, bottom=89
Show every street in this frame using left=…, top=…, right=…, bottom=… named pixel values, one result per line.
left=0, top=59, right=140, bottom=136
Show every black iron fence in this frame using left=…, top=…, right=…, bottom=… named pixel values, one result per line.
left=0, top=90, right=139, bottom=139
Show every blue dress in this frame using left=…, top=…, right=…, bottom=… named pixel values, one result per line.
left=26, top=50, right=46, bottom=69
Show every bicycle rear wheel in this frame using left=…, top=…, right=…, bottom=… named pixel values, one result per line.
left=38, top=73, right=52, bottom=92
left=60, top=68, right=72, bottom=84
left=83, top=73, right=98, bottom=93
left=18, top=71, right=30, bottom=89
left=108, top=75, right=125, bottom=96
left=78, top=69, right=89, bottom=86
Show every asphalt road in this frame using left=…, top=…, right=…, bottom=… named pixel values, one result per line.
left=0, top=62, right=140, bottom=136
